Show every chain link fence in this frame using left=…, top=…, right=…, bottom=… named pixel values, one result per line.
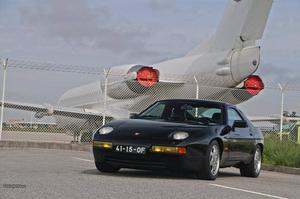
left=1, top=58, right=300, bottom=144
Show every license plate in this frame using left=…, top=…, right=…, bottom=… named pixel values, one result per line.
left=115, top=145, right=147, bottom=154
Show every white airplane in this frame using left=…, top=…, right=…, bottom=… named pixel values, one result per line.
left=2, top=0, right=273, bottom=140
left=250, top=116, right=300, bottom=123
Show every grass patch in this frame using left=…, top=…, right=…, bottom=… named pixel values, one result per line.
left=263, top=136, right=300, bottom=168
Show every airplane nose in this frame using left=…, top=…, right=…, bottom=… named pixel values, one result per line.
left=230, top=46, right=260, bottom=83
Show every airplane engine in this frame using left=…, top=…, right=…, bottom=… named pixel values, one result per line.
left=243, top=75, right=265, bottom=95
left=107, top=65, right=160, bottom=99
left=224, top=75, right=264, bottom=104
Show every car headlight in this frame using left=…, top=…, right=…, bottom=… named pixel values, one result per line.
left=99, top=126, right=114, bottom=135
left=172, top=131, right=189, bottom=140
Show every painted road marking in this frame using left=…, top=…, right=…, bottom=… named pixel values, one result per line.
left=72, top=157, right=93, bottom=162
left=210, top=184, right=288, bottom=199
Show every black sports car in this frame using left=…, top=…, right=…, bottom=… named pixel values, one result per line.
left=92, top=99, right=263, bottom=180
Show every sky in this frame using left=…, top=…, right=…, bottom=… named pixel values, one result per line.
left=0, top=0, right=299, bottom=120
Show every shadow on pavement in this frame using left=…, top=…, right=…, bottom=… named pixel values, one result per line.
left=82, top=168, right=241, bottom=180
left=217, top=170, right=241, bottom=178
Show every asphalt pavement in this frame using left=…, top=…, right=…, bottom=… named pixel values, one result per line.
left=0, top=148, right=299, bottom=199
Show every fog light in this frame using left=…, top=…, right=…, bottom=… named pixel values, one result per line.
left=93, top=141, right=112, bottom=149
left=151, top=146, right=186, bottom=155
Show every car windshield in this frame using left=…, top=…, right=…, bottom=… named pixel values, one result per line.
left=138, top=101, right=224, bottom=125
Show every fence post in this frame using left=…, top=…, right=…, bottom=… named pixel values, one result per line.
left=278, top=83, right=287, bottom=141
left=102, top=68, right=110, bottom=126
left=193, top=75, right=199, bottom=100
left=194, top=75, right=199, bottom=117
left=0, top=58, right=8, bottom=141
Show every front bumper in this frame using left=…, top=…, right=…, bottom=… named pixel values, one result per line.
left=93, top=143, right=205, bottom=172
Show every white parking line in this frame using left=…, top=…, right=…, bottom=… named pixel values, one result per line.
left=72, top=157, right=94, bottom=163
left=210, top=184, right=288, bottom=199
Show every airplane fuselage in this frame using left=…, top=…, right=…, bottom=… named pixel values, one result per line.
left=55, top=46, right=261, bottom=131
left=36, top=0, right=274, bottom=136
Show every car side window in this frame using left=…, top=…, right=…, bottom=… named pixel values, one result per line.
left=228, top=108, right=243, bottom=127
left=140, top=103, right=166, bottom=118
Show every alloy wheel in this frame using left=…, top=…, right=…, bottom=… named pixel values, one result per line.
left=209, top=145, right=220, bottom=176
left=254, top=147, right=261, bottom=174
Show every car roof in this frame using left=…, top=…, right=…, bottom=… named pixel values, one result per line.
left=157, top=99, right=234, bottom=108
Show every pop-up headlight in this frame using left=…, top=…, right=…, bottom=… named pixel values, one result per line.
left=99, top=126, right=114, bottom=135
left=172, top=131, right=189, bottom=140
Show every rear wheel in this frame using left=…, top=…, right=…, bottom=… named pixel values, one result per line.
left=240, top=145, right=262, bottom=177
left=95, top=162, right=120, bottom=173
left=196, top=140, right=220, bottom=180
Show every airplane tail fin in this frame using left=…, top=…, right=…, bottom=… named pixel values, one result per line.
left=188, top=0, right=273, bottom=55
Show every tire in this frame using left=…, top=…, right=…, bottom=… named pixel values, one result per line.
left=196, top=140, right=220, bottom=180
left=95, top=162, right=120, bottom=173
left=240, top=145, right=262, bottom=177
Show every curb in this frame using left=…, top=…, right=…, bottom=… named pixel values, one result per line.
left=262, top=164, right=300, bottom=175
left=0, top=140, right=91, bottom=152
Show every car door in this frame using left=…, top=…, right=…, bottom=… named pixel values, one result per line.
left=226, top=107, right=255, bottom=161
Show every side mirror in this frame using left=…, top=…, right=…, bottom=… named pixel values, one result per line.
left=220, top=125, right=232, bottom=136
left=232, top=120, right=247, bottom=131
left=129, top=113, right=139, bottom=119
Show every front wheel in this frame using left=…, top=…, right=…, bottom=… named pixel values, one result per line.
left=95, top=162, right=120, bottom=173
left=240, top=145, right=262, bottom=177
left=196, top=140, right=220, bottom=180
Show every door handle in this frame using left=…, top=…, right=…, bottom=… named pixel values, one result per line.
left=249, top=133, right=253, bottom=136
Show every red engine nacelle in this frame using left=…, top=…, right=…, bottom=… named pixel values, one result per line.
left=107, top=65, right=160, bottom=99
left=136, top=66, right=159, bottom=87
left=243, top=75, right=264, bottom=95
left=125, top=65, right=159, bottom=94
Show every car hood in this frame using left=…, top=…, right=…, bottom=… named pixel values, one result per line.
left=105, top=119, right=218, bottom=141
